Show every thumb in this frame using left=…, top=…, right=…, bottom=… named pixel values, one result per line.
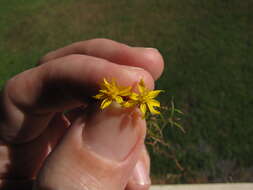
left=34, top=104, right=146, bottom=190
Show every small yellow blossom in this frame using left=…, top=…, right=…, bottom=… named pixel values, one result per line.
left=124, top=79, right=163, bottom=118
left=93, top=78, right=132, bottom=109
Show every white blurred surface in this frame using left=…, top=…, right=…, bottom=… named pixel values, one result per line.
left=151, top=183, right=253, bottom=190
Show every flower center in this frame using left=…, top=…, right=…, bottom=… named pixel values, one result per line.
left=138, top=94, right=149, bottom=103
left=110, top=90, right=119, bottom=100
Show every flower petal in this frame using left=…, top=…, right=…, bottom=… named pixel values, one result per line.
left=129, top=92, right=139, bottom=100
left=147, top=102, right=160, bottom=115
left=149, top=99, right=160, bottom=107
left=99, top=89, right=108, bottom=94
left=140, top=103, right=147, bottom=117
left=148, top=90, right=164, bottom=98
left=138, top=79, right=146, bottom=94
left=123, top=100, right=137, bottom=108
left=115, top=96, right=123, bottom=104
left=119, top=86, right=132, bottom=96
left=93, top=93, right=105, bottom=99
left=102, top=78, right=111, bottom=89
left=101, top=98, right=112, bottom=109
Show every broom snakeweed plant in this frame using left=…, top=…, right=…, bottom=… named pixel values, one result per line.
left=93, top=78, right=163, bottom=118
left=93, top=78, right=185, bottom=174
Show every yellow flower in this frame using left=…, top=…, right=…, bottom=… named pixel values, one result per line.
left=93, top=78, right=132, bottom=109
left=124, top=79, right=163, bottom=118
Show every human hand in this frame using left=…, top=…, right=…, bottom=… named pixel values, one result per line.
left=0, top=39, right=164, bottom=190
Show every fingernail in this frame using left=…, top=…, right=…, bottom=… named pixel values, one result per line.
left=145, top=47, right=159, bottom=52
left=127, top=159, right=151, bottom=188
left=83, top=103, right=145, bottom=162
left=121, top=65, right=145, bottom=72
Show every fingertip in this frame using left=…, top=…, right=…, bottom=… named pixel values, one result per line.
left=134, top=47, right=165, bottom=80
left=116, top=65, right=155, bottom=90
left=126, top=183, right=151, bottom=190
left=126, top=146, right=151, bottom=190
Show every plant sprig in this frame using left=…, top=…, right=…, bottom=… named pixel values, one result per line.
left=93, top=78, right=163, bottom=118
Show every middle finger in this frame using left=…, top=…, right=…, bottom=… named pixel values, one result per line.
left=39, top=38, right=164, bottom=80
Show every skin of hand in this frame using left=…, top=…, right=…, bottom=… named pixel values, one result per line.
left=0, top=39, right=164, bottom=190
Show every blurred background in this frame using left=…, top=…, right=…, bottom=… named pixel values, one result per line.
left=0, top=0, right=252, bottom=184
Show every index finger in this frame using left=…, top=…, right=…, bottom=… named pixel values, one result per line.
left=0, top=54, right=154, bottom=143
